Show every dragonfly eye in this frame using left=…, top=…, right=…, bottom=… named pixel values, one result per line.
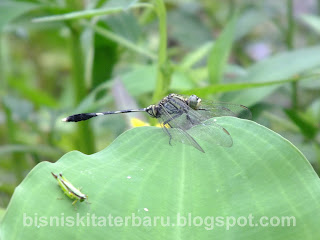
left=188, top=95, right=201, bottom=109
left=146, top=105, right=157, bottom=118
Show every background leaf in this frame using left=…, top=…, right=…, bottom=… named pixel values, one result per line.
left=167, top=9, right=212, bottom=49
left=284, top=109, right=318, bottom=140
left=222, top=46, right=320, bottom=106
left=182, top=77, right=304, bottom=96
left=0, top=1, right=37, bottom=32
left=32, top=1, right=150, bottom=22
left=300, top=14, right=320, bottom=35
left=207, top=16, right=236, bottom=84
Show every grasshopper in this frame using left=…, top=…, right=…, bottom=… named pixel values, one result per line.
left=51, top=172, right=88, bottom=205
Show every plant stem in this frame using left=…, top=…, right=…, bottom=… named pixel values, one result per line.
left=3, top=101, right=24, bottom=184
left=152, top=0, right=171, bottom=103
left=70, top=25, right=95, bottom=154
left=227, top=0, right=235, bottom=20
left=286, top=0, right=298, bottom=109
left=286, top=0, right=294, bottom=49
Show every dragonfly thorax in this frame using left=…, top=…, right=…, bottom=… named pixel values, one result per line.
left=187, top=95, right=201, bottom=110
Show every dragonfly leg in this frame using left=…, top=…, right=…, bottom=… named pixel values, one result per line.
left=162, top=125, right=173, bottom=145
left=186, top=113, right=198, bottom=125
left=197, top=108, right=210, bottom=111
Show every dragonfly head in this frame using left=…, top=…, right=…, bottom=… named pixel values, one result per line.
left=145, top=105, right=158, bottom=118
left=187, top=95, right=201, bottom=110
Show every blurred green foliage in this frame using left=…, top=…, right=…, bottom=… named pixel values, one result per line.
left=0, top=0, right=320, bottom=211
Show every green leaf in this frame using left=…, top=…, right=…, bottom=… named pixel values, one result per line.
left=222, top=46, right=320, bottom=106
left=234, top=10, right=269, bottom=40
left=0, top=144, right=63, bottom=159
left=0, top=208, right=6, bottom=223
left=89, top=23, right=118, bottom=88
left=32, top=2, right=152, bottom=23
left=121, top=65, right=157, bottom=96
left=284, top=109, right=318, bottom=140
left=181, top=76, right=308, bottom=96
left=207, top=16, right=237, bottom=84
left=180, top=42, right=213, bottom=69
left=170, top=69, right=196, bottom=91
left=106, top=12, right=142, bottom=43
left=9, top=80, right=58, bottom=108
left=0, top=1, right=37, bottom=32
left=167, top=10, right=212, bottom=49
left=91, top=23, right=156, bottom=60
left=1, top=117, right=320, bottom=239
left=300, top=14, right=320, bottom=35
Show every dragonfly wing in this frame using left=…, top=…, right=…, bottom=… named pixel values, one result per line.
left=173, top=103, right=233, bottom=147
left=198, top=99, right=252, bottom=120
left=157, top=97, right=232, bottom=149
left=157, top=106, right=204, bottom=152
left=187, top=118, right=233, bottom=147
left=162, top=124, right=205, bottom=153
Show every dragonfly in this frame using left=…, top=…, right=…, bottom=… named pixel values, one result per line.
left=62, top=94, right=251, bottom=153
